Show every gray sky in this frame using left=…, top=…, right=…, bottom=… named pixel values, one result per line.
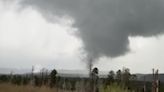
left=0, top=0, right=164, bottom=73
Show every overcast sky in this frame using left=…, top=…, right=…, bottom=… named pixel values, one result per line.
left=0, top=0, right=164, bottom=73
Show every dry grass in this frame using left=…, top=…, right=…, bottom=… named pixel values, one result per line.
left=0, top=83, right=58, bottom=92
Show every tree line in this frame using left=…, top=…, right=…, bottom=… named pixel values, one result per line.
left=0, top=68, right=57, bottom=87
left=0, top=67, right=147, bottom=92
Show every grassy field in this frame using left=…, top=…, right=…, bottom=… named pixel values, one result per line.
left=0, top=83, right=133, bottom=92
left=100, top=83, right=134, bottom=92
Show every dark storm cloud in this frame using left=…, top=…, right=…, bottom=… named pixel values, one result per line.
left=21, top=0, right=164, bottom=59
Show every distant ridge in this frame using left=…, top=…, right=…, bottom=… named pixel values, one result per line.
left=0, top=68, right=31, bottom=74
left=0, top=68, right=108, bottom=78
left=137, top=74, right=164, bottom=83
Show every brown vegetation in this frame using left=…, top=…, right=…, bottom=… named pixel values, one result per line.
left=0, top=83, right=59, bottom=92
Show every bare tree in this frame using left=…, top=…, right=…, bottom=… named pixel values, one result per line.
left=91, top=67, right=99, bottom=92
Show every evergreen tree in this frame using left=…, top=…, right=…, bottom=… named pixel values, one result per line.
left=50, top=69, right=57, bottom=88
